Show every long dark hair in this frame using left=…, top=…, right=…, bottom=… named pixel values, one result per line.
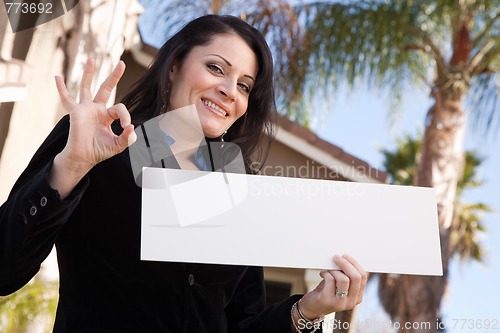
left=121, top=15, right=276, bottom=173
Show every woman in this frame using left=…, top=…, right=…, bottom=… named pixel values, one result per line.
left=0, top=15, right=367, bottom=332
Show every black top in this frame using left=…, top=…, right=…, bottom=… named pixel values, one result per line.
left=0, top=115, right=302, bottom=332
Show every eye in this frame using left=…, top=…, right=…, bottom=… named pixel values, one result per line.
left=238, top=82, right=251, bottom=94
left=207, top=63, right=223, bottom=74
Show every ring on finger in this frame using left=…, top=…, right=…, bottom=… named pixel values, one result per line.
left=336, top=289, right=348, bottom=298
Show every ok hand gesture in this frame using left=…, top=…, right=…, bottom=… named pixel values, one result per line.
left=50, top=58, right=137, bottom=198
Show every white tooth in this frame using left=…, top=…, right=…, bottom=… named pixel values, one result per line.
left=204, top=100, right=226, bottom=116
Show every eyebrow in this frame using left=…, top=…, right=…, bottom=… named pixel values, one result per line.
left=207, top=54, right=255, bottom=82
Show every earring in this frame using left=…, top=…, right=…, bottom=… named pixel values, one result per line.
left=160, top=92, right=167, bottom=112
left=161, top=82, right=171, bottom=112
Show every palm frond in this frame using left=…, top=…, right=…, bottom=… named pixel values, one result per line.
left=450, top=201, right=492, bottom=262
left=468, top=71, right=500, bottom=137
left=287, top=0, right=450, bottom=124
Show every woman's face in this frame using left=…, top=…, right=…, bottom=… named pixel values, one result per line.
left=168, top=33, right=258, bottom=138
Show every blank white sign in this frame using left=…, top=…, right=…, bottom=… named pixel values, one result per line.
left=141, top=167, right=442, bottom=276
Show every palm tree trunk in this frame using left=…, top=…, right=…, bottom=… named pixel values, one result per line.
left=395, top=89, right=466, bottom=332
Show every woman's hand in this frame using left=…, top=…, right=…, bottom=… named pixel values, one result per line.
left=296, top=255, right=367, bottom=321
left=49, top=58, right=137, bottom=198
left=55, top=58, right=137, bottom=170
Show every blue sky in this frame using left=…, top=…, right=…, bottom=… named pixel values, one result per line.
left=314, top=83, right=500, bottom=332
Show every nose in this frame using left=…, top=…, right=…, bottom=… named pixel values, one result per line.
left=218, top=79, right=237, bottom=101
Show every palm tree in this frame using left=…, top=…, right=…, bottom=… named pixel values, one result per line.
left=377, top=134, right=491, bottom=332
left=289, top=1, right=499, bottom=331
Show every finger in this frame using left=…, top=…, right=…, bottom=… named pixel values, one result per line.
left=107, top=103, right=131, bottom=128
left=107, top=103, right=135, bottom=149
left=117, top=124, right=137, bottom=149
left=79, top=58, right=95, bottom=102
left=319, top=270, right=336, bottom=296
left=55, top=76, right=76, bottom=109
left=93, top=61, right=126, bottom=105
left=342, top=254, right=368, bottom=303
left=329, top=270, right=350, bottom=297
left=333, top=255, right=362, bottom=285
left=333, top=255, right=362, bottom=306
left=342, top=254, right=367, bottom=281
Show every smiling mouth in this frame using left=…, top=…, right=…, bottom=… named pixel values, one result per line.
left=202, top=99, right=227, bottom=117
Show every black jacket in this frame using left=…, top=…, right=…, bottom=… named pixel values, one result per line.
left=0, top=115, right=301, bottom=332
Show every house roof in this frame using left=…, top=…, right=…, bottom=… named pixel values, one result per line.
left=127, top=28, right=387, bottom=184
left=276, top=115, right=387, bottom=183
